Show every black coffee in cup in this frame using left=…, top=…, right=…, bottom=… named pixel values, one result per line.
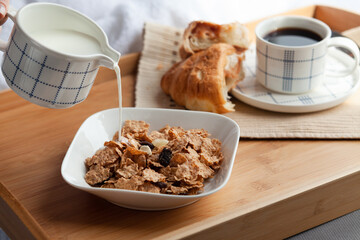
left=263, top=28, right=323, bottom=46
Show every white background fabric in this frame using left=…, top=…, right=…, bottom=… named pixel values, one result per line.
left=1, top=0, right=360, bottom=90
left=0, top=1, right=359, bottom=239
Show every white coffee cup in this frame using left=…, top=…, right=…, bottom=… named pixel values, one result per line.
left=255, top=16, right=360, bottom=94
left=0, top=3, right=120, bottom=108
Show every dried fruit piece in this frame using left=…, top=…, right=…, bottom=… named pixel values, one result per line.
left=139, top=140, right=155, bottom=150
left=153, top=138, right=169, bottom=149
left=155, top=182, right=167, bottom=188
left=140, top=145, right=152, bottom=156
left=159, top=148, right=172, bottom=167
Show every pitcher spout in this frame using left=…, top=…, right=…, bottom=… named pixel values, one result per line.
left=98, top=46, right=121, bottom=69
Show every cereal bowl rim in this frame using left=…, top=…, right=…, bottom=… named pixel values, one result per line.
left=61, top=107, right=240, bottom=204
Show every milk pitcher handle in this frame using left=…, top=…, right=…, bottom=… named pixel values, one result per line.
left=0, top=5, right=17, bottom=51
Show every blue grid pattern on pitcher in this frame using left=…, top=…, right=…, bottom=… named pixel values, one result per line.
left=73, top=63, right=91, bottom=104
left=3, top=29, right=99, bottom=106
left=29, top=55, right=47, bottom=98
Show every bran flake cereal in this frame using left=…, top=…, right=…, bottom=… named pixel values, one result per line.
left=84, top=120, right=224, bottom=195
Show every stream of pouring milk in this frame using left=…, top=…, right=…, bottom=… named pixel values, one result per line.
left=114, top=65, right=122, bottom=137
left=31, top=29, right=123, bottom=136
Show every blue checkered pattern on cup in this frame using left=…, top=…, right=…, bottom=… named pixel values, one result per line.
left=256, top=45, right=326, bottom=93
left=2, top=29, right=99, bottom=108
left=235, top=44, right=357, bottom=109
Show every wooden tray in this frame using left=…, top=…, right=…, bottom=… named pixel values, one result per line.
left=1, top=5, right=360, bottom=240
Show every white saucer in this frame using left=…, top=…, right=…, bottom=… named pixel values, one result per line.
left=231, top=45, right=360, bottom=113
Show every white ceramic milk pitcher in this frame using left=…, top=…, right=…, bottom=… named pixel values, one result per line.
left=0, top=3, right=120, bottom=108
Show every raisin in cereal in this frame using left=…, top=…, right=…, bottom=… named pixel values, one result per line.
left=84, top=120, right=224, bottom=195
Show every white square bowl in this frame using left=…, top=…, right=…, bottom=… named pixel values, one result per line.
left=61, top=107, right=240, bottom=210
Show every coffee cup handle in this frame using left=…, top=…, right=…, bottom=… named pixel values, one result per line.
left=325, top=37, right=360, bottom=77
left=0, top=5, right=17, bottom=52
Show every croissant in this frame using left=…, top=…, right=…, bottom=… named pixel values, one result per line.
left=179, top=21, right=250, bottom=59
left=161, top=43, right=245, bottom=113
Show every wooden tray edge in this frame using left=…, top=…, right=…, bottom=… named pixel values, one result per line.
left=0, top=182, right=49, bottom=240
left=157, top=170, right=360, bottom=240
left=1, top=4, right=360, bottom=240
left=315, top=5, right=360, bottom=32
